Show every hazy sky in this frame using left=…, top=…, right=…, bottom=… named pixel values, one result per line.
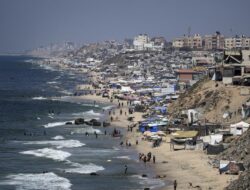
left=1, top=0, right=250, bottom=52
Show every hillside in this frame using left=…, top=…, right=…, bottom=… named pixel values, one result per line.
left=168, top=78, right=250, bottom=124
left=217, top=128, right=250, bottom=190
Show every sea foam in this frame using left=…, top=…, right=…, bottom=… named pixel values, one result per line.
left=32, top=96, right=47, bottom=100
left=20, top=148, right=71, bottom=161
left=0, top=172, right=72, bottom=190
left=51, top=135, right=65, bottom=140
left=43, top=120, right=73, bottom=128
left=65, top=162, right=104, bottom=174
left=22, top=139, right=85, bottom=149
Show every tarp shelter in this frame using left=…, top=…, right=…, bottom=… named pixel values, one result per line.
left=171, top=131, right=198, bottom=139
left=120, top=86, right=135, bottom=93
left=230, top=121, right=250, bottom=135
left=154, top=106, right=167, bottom=114
left=201, top=134, right=223, bottom=145
left=206, top=144, right=224, bottom=155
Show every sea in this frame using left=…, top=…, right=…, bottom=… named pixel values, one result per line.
left=0, top=56, right=165, bottom=190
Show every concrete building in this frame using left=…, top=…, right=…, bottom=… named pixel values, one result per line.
left=224, top=35, right=250, bottom=50
left=172, top=38, right=184, bottom=48
left=204, top=32, right=224, bottom=50
left=172, top=34, right=202, bottom=49
left=133, top=34, right=165, bottom=51
left=133, top=34, right=150, bottom=51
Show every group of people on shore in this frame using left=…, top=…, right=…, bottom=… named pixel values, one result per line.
left=139, top=152, right=156, bottom=165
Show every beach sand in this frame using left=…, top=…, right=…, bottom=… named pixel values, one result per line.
left=77, top=92, right=236, bottom=190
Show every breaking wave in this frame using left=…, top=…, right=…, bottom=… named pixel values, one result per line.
left=22, top=139, right=85, bottom=149
left=0, top=172, right=72, bottom=190
left=65, top=162, right=104, bottom=174
left=20, top=148, right=71, bottom=161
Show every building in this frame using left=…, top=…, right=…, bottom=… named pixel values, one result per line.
left=133, top=34, right=150, bottom=51
left=176, top=69, right=202, bottom=84
left=224, top=35, right=250, bottom=50
left=172, top=34, right=202, bottom=49
left=204, top=31, right=224, bottom=50
left=172, top=38, right=184, bottom=48
left=133, top=34, right=165, bottom=51
left=209, top=50, right=250, bottom=85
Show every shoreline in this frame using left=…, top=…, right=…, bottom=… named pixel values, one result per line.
left=77, top=92, right=234, bottom=190
left=34, top=57, right=234, bottom=190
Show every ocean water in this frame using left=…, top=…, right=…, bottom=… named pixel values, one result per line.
left=0, top=56, right=165, bottom=190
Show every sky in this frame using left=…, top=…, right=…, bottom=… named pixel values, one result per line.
left=1, top=0, right=250, bottom=53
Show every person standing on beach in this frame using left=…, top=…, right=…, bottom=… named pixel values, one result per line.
left=143, top=156, right=147, bottom=166
left=94, top=131, right=98, bottom=139
left=153, top=155, right=156, bottom=164
left=174, top=180, right=177, bottom=190
left=124, top=165, right=128, bottom=174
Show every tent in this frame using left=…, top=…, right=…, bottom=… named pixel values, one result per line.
left=230, top=121, right=250, bottom=135
left=171, top=131, right=198, bottom=139
left=154, top=106, right=167, bottom=114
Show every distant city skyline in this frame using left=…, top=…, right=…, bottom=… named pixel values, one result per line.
left=1, top=0, right=250, bottom=53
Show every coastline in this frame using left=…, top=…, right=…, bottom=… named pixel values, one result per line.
left=77, top=92, right=234, bottom=190
left=32, top=58, right=234, bottom=190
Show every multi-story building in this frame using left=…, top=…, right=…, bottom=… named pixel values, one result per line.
left=204, top=31, right=224, bottom=50
left=133, top=34, right=150, bottom=51
left=224, top=35, right=250, bottom=50
left=172, top=38, right=184, bottom=48
left=172, top=34, right=202, bottom=49
left=133, top=34, right=165, bottom=51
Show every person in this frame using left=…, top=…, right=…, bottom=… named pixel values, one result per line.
left=136, top=139, right=138, bottom=145
left=120, top=141, right=124, bottom=146
left=143, top=156, right=147, bottom=166
left=153, top=155, right=156, bottom=164
left=124, top=165, right=128, bottom=174
left=94, top=131, right=98, bottom=139
left=174, top=180, right=177, bottom=190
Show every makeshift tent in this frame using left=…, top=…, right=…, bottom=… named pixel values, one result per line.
left=154, top=106, right=167, bottom=114
left=230, top=121, right=250, bottom=135
left=120, top=86, right=135, bottom=93
left=206, top=144, right=224, bottom=155
left=171, top=131, right=198, bottom=138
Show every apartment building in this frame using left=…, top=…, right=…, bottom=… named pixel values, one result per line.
left=133, top=34, right=165, bottom=51
left=225, top=36, right=250, bottom=50
left=172, top=34, right=202, bottom=49
left=204, top=32, right=224, bottom=50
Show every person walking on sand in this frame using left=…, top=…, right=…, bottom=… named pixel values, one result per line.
left=174, top=180, right=177, bottom=190
left=153, top=155, right=156, bottom=164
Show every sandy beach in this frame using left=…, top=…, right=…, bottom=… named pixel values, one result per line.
left=77, top=91, right=236, bottom=190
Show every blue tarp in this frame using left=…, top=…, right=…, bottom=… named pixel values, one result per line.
left=139, top=121, right=159, bottom=133
left=154, top=106, right=167, bottom=114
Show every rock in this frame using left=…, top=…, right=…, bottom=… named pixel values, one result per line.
left=90, top=172, right=99, bottom=176
left=144, top=188, right=150, bottom=190
left=74, top=118, right=85, bottom=125
left=141, top=174, right=147, bottom=178
left=65, top=122, right=73, bottom=125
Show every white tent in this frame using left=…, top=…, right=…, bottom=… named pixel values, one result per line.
left=230, top=121, right=250, bottom=136
left=120, top=86, right=135, bottom=93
